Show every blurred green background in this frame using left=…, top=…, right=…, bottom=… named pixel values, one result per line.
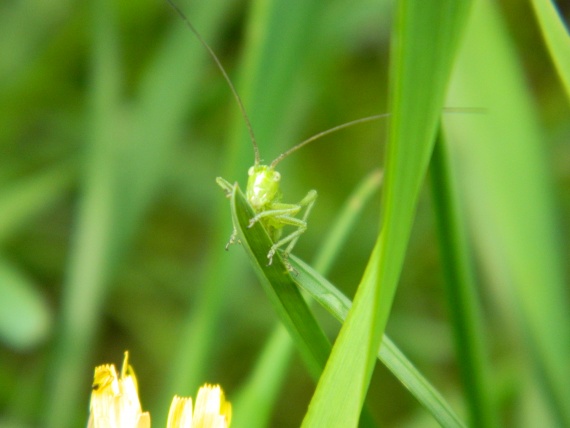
left=0, top=0, right=569, bottom=426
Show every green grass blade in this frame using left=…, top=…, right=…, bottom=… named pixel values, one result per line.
left=530, top=0, right=570, bottom=99
left=446, top=1, right=570, bottom=423
left=230, top=185, right=331, bottom=378
left=430, top=132, right=497, bottom=427
left=302, top=2, right=473, bottom=426
left=289, top=256, right=466, bottom=428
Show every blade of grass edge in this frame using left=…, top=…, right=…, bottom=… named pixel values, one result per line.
left=301, top=2, right=473, bottom=426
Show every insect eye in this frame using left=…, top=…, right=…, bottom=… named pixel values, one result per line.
left=248, top=166, right=254, bottom=176
left=273, top=172, right=281, bottom=182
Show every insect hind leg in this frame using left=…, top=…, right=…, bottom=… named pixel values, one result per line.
left=267, top=189, right=317, bottom=269
left=283, top=189, right=317, bottom=255
left=216, top=177, right=235, bottom=198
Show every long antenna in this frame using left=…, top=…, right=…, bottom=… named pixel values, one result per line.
left=269, top=106, right=487, bottom=167
left=270, top=113, right=390, bottom=168
left=166, top=0, right=261, bottom=165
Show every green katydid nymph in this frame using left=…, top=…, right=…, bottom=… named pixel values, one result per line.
left=216, top=164, right=317, bottom=268
left=167, top=0, right=388, bottom=269
left=215, top=115, right=386, bottom=269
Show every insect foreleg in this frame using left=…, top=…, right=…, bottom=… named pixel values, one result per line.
left=215, top=177, right=240, bottom=248
left=224, top=228, right=240, bottom=250
left=266, top=215, right=307, bottom=265
left=216, top=177, right=235, bottom=198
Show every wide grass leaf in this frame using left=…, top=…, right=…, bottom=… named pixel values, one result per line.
left=301, top=1, right=473, bottom=426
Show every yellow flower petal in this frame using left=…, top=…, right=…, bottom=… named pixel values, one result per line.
left=167, top=396, right=193, bottom=428
left=88, top=352, right=150, bottom=428
left=167, top=385, right=231, bottom=428
left=87, top=353, right=230, bottom=428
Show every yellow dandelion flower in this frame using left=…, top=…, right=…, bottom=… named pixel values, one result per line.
left=87, top=353, right=230, bottom=428
left=88, top=352, right=151, bottom=428
left=167, top=385, right=231, bottom=428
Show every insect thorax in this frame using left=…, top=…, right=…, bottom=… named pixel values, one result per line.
left=246, top=165, right=282, bottom=212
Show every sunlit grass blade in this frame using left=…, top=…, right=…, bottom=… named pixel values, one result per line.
left=230, top=185, right=330, bottom=378
left=446, top=1, right=570, bottom=424
left=530, top=0, right=570, bottom=99
left=302, top=1, right=473, bottom=426
left=289, top=256, right=466, bottom=428
left=430, top=132, right=497, bottom=427
left=232, top=169, right=383, bottom=428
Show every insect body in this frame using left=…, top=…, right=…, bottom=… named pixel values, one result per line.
left=217, top=162, right=317, bottom=268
